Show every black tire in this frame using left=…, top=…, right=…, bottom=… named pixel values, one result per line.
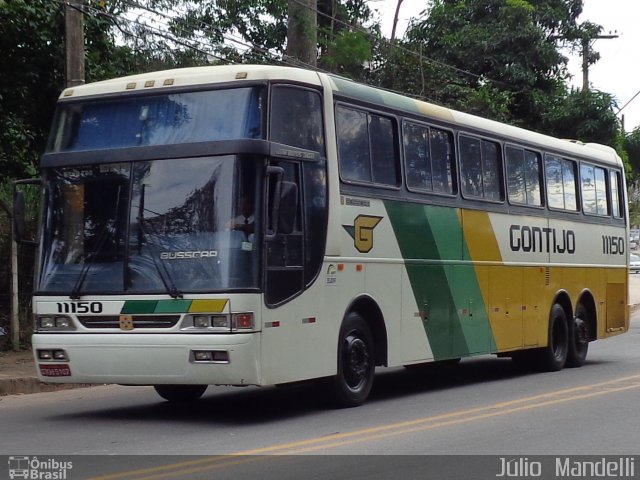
left=153, top=384, right=208, bottom=402
left=566, top=304, right=589, bottom=368
left=329, top=312, right=375, bottom=407
left=532, top=303, right=569, bottom=372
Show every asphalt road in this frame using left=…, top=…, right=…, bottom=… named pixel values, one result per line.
left=1, top=305, right=639, bottom=479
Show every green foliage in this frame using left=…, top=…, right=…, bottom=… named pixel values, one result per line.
left=320, top=29, right=372, bottom=76
left=380, top=0, right=584, bottom=129
left=542, top=88, right=621, bottom=145
left=0, top=0, right=65, bottom=178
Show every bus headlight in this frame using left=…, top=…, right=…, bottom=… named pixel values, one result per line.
left=37, top=315, right=74, bottom=331
left=39, top=316, right=55, bottom=329
left=55, top=316, right=72, bottom=328
left=211, top=315, right=229, bottom=328
left=193, top=315, right=210, bottom=328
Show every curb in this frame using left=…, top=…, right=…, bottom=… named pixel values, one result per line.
left=0, top=376, right=92, bottom=396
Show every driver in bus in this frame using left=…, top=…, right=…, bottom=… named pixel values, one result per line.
left=231, top=196, right=254, bottom=239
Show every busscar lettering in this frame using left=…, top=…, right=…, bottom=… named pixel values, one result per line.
left=160, top=251, right=218, bottom=260
left=509, top=225, right=575, bottom=254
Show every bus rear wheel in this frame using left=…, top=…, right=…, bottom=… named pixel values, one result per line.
left=153, top=384, right=208, bottom=402
left=329, top=312, right=375, bottom=408
left=534, top=303, right=569, bottom=371
left=566, top=305, right=589, bottom=368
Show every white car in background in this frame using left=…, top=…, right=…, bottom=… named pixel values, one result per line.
left=630, top=254, right=640, bottom=274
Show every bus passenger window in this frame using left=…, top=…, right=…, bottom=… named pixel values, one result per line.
left=336, top=107, right=371, bottom=182
left=562, top=159, right=578, bottom=211
left=430, top=129, right=454, bottom=194
left=524, top=150, right=542, bottom=206
left=507, top=147, right=542, bottom=206
left=460, top=136, right=482, bottom=197
left=404, top=122, right=432, bottom=190
left=545, top=155, right=564, bottom=209
left=611, top=171, right=622, bottom=218
left=594, top=167, right=608, bottom=215
left=403, top=123, right=453, bottom=194
left=481, top=140, right=502, bottom=201
left=546, top=155, right=577, bottom=211
left=370, top=115, right=400, bottom=186
left=582, top=164, right=609, bottom=215
left=506, top=146, right=526, bottom=204
left=460, top=135, right=502, bottom=200
left=581, top=164, right=597, bottom=214
left=336, top=106, right=399, bottom=186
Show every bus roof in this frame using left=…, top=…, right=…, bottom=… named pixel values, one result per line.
left=59, top=64, right=622, bottom=168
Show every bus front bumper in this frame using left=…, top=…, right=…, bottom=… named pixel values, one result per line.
left=32, top=333, right=261, bottom=386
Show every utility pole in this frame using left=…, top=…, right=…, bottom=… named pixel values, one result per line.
left=286, top=0, right=317, bottom=67
left=581, top=31, right=618, bottom=91
left=65, top=0, right=85, bottom=87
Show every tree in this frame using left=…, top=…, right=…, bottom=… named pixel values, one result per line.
left=381, top=0, right=585, bottom=130
left=0, top=0, right=65, bottom=178
left=542, top=88, right=621, bottom=145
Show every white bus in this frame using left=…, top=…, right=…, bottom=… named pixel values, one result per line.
left=17, top=65, right=629, bottom=406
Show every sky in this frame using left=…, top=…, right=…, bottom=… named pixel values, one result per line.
left=371, top=0, right=640, bottom=132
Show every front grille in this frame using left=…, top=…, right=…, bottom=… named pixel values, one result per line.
left=78, top=315, right=180, bottom=329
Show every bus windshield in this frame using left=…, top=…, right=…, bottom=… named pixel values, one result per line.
left=38, top=156, right=261, bottom=295
left=47, top=86, right=264, bottom=152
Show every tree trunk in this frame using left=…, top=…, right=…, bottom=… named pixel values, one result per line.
left=286, top=0, right=317, bottom=67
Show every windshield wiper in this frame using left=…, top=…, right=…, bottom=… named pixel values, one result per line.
left=69, top=228, right=109, bottom=300
left=136, top=186, right=183, bottom=299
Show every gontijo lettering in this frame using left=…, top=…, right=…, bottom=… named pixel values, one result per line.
left=509, top=224, right=576, bottom=254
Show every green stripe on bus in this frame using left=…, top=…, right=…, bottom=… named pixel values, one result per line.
left=121, top=300, right=158, bottom=314
left=384, top=202, right=495, bottom=359
left=154, top=299, right=193, bottom=313
left=121, top=299, right=193, bottom=314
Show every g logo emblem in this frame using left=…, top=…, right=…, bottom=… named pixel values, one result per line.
left=343, top=215, right=383, bottom=253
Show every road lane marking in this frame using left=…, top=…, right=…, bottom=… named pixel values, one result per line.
left=88, top=373, right=640, bottom=480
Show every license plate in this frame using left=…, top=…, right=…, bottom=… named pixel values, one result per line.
left=39, top=364, right=72, bottom=377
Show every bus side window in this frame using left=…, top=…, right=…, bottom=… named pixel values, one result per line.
left=545, top=155, right=564, bottom=209
left=562, top=159, right=578, bottom=211
left=545, top=155, right=578, bottom=211
left=459, top=135, right=482, bottom=198
left=610, top=171, right=622, bottom=218
left=481, top=140, right=502, bottom=201
left=506, top=145, right=526, bottom=204
left=370, top=115, right=400, bottom=186
left=337, top=105, right=399, bottom=187
left=270, top=86, right=325, bottom=154
left=524, top=150, right=542, bottom=206
left=404, top=122, right=432, bottom=190
left=430, top=128, right=454, bottom=194
left=336, top=106, right=371, bottom=182
left=507, top=146, right=542, bottom=206
left=594, top=166, right=608, bottom=215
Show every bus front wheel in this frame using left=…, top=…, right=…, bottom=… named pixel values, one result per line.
left=153, top=384, right=208, bottom=402
left=329, top=312, right=375, bottom=407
